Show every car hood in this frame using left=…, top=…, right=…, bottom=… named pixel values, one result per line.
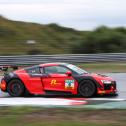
left=84, top=73, right=114, bottom=81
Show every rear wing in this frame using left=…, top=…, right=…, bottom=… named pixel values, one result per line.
left=0, top=65, right=26, bottom=76
left=0, top=65, right=19, bottom=72
left=0, top=65, right=33, bottom=75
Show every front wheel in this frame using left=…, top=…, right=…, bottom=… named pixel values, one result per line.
left=78, top=80, right=96, bottom=97
left=7, top=79, right=25, bottom=97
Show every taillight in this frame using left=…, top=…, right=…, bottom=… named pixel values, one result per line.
left=0, top=79, right=6, bottom=91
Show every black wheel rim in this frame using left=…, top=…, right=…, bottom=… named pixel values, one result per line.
left=80, top=83, right=94, bottom=97
left=10, top=83, right=22, bottom=95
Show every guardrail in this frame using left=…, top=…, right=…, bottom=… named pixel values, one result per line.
left=0, top=53, right=126, bottom=66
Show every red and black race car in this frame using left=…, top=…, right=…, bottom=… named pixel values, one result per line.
left=0, top=63, right=117, bottom=97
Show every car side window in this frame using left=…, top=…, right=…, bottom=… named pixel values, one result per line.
left=57, top=66, right=69, bottom=74
left=44, top=66, right=69, bottom=74
left=40, top=67, right=44, bottom=74
left=26, top=66, right=41, bottom=74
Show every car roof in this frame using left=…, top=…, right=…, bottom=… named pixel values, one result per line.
left=39, top=62, right=69, bottom=67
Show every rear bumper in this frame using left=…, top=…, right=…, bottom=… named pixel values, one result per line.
left=0, top=79, right=7, bottom=92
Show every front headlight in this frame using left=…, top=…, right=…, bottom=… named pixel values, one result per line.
left=101, top=80, right=112, bottom=84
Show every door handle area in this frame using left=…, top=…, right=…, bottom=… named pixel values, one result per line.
left=31, top=74, right=49, bottom=78
left=41, top=74, right=50, bottom=78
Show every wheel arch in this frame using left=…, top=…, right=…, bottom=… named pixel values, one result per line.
left=78, top=76, right=101, bottom=88
left=79, top=78, right=97, bottom=87
left=6, top=77, right=26, bottom=91
left=79, top=78, right=98, bottom=89
left=78, top=78, right=99, bottom=95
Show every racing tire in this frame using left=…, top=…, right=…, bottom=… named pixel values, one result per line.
left=24, top=89, right=34, bottom=97
left=79, top=80, right=96, bottom=97
left=7, top=79, right=25, bottom=97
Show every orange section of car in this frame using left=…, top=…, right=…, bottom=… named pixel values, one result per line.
left=0, top=80, right=6, bottom=91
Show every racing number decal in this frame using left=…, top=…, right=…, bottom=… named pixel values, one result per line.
left=51, top=79, right=61, bottom=86
left=50, top=79, right=75, bottom=89
left=65, top=80, right=74, bottom=89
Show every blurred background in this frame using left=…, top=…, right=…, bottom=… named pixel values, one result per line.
left=0, top=0, right=126, bottom=55
left=0, top=1, right=126, bottom=126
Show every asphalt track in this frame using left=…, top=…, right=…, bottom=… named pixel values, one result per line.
left=0, top=73, right=126, bottom=108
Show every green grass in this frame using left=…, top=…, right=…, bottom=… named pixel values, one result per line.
left=0, top=16, right=86, bottom=55
left=0, top=107, right=125, bottom=126
left=78, top=62, right=126, bottom=73
left=1, top=16, right=126, bottom=55
left=0, top=118, right=111, bottom=126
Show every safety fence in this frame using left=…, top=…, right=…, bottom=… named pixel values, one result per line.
left=0, top=53, right=126, bottom=66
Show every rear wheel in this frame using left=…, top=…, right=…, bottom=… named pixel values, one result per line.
left=79, top=80, right=96, bottom=97
left=7, top=79, right=25, bottom=97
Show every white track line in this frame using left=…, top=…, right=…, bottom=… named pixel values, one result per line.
left=87, top=98, right=125, bottom=101
left=0, top=98, right=87, bottom=106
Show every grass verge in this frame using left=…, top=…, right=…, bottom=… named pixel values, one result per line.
left=78, top=62, right=126, bottom=73
left=0, top=107, right=126, bottom=126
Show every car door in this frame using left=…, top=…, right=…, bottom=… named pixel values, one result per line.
left=26, top=66, right=44, bottom=94
left=41, top=65, right=78, bottom=93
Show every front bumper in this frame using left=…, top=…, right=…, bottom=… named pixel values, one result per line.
left=97, top=81, right=117, bottom=95
left=98, top=90, right=117, bottom=95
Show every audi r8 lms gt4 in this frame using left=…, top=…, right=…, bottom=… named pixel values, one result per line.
left=0, top=63, right=117, bottom=97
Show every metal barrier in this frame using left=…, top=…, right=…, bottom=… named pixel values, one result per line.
left=0, top=53, right=126, bottom=66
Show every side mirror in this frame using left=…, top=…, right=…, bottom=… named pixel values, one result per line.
left=66, top=71, right=72, bottom=76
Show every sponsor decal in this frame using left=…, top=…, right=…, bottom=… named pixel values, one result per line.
left=65, top=80, right=74, bottom=89
left=50, top=79, right=61, bottom=86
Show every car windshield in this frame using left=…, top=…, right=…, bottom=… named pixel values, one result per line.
left=66, top=64, right=88, bottom=75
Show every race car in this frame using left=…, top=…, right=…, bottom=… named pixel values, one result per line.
left=0, top=63, right=117, bottom=97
